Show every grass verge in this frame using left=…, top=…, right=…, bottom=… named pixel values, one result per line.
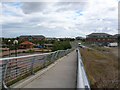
left=80, top=48, right=118, bottom=88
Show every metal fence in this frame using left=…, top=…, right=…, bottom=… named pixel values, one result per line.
left=0, top=49, right=72, bottom=89
left=76, top=48, right=90, bottom=90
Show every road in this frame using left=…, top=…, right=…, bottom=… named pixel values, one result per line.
left=20, top=50, right=77, bottom=88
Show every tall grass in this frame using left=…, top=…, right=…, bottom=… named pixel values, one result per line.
left=80, top=48, right=118, bottom=88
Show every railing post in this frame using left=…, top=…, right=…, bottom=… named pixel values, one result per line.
left=62, top=51, right=65, bottom=57
left=2, top=60, right=8, bottom=90
left=54, top=51, right=58, bottom=60
left=2, top=81, right=8, bottom=90
left=43, top=55, right=47, bottom=68
left=59, top=51, right=62, bottom=58
left=65, top=50, right=67, bottom=55
left=50, top=53, right=55, bottom=63
left=31, top=56, right=35, bottom=75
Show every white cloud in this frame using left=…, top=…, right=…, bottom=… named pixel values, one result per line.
left=1, top=0, right=118, bottom=38
left=0, top=3, right=2, bottom=24
left=2, top=3, right=25, bottom=16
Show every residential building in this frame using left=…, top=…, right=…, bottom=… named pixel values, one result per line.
left=20, top=41, right=35, bottom=49
left=44, top=44, right=53, bottom=49
left=86, top=33, right=114, bottom=45
left=19, top=35, right=45, bottom=42
left=112, top=34, right=120, bottom=42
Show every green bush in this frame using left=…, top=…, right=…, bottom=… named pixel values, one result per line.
left=52, top=41, right=71, bottom=51
left=26, top=49, right=35, bottom=53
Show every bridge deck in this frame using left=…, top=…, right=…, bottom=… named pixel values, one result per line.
left=22, top=50, right=77, bottom=88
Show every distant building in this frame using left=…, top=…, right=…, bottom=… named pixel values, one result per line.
left=20, top=41, right=35, bottom=49
left=44, top=44, right=53, bottom=49
left=75, top=36, right=85, bottom=41
left=19, top=35, right=45, bottom=42
left=86, top=33, right=115, bottom=45
left=112, top=34, right=120, bottom=42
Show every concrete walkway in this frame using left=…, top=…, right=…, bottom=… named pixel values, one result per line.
left=23, top=50, right=77, bottom=88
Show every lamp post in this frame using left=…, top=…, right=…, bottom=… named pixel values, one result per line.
left=13, top=40, right=19, bottom=77
left=13, top=40, right=18, bottom=57
left=8, top=40, right=11, bottom=57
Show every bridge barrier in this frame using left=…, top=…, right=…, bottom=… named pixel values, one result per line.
left=0, top=49, right=73, bottom=89
left=76, top=48, right=90, bottom=90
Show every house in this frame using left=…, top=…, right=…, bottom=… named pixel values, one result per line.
left=44, top=44, right=53, bottom=49
left=19, top=35, right=45, bottom=42
left=20, top=41, right=35, bottom=49
left=86, top=33, right=114, bottom=45
left=112, top=34, right=120, bottom=42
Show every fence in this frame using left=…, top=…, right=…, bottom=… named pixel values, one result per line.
left=0, top=49, right=72, bottom=89
left=76, top=48, right=90, bottom=89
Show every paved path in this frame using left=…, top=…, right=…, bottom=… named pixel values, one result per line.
left=23, top=50, right=77, bottom=88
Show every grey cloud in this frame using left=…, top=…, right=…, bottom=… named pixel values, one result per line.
left=22, top=2, right=48, bottom=14
left=108, top=7, right=116, bottom=11
left=2, top=23, right=69, bottom=38
left=54, top=2, right=87, bottom=12
left=2, top=22, right=36, bottom=30
left=2, top=1, right=118, bottom=38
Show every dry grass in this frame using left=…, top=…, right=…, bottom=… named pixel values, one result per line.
left=92, top=46, right=111, bottom=52
left=80, top=48, right=118, bottom=88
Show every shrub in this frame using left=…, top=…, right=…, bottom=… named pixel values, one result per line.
left=52, top=41, right=71, bottom=51
left=26, top=49, right=35, bottom=53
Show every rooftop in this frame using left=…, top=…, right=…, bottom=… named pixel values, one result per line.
left=87, top=33, right=112, bottom=36
left=20, top=41, right=35, bottom=45
left=19, top=35, right=45, bottom=38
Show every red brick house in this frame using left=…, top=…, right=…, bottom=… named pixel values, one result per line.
left=113, top=34, right=120, bottom=42
left=20, top=41, right=35, bottom=49
left=86, top=33, right=115, bottom=45
left=19, top=35, right=45, bottom=42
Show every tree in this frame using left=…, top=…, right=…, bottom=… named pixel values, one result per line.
left=52, top=41, right=71, bottom=51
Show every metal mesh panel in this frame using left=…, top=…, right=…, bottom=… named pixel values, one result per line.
left=0, top=49, right=73, bottom=89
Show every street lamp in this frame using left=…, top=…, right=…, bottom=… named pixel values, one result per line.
left=13, top=40, right=18, bottom=57
left=8, top=40, right=11, bottom=57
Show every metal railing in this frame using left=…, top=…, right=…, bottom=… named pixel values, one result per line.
left=76, top=48, right=90, bottom=90
left=0, top=49, right=72, bottom=89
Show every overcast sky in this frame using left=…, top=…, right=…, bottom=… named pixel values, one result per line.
left=0, top=0, right=119, bottom=38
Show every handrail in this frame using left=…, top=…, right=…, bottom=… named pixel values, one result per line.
left=76, top=48, right=90, bottom=89
left=0, top=49, right=66, bottom=61
left=0, top=49, right=73, bottom=90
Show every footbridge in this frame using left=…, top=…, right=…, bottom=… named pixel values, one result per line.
left=0, top=48, right=90, bottom=89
